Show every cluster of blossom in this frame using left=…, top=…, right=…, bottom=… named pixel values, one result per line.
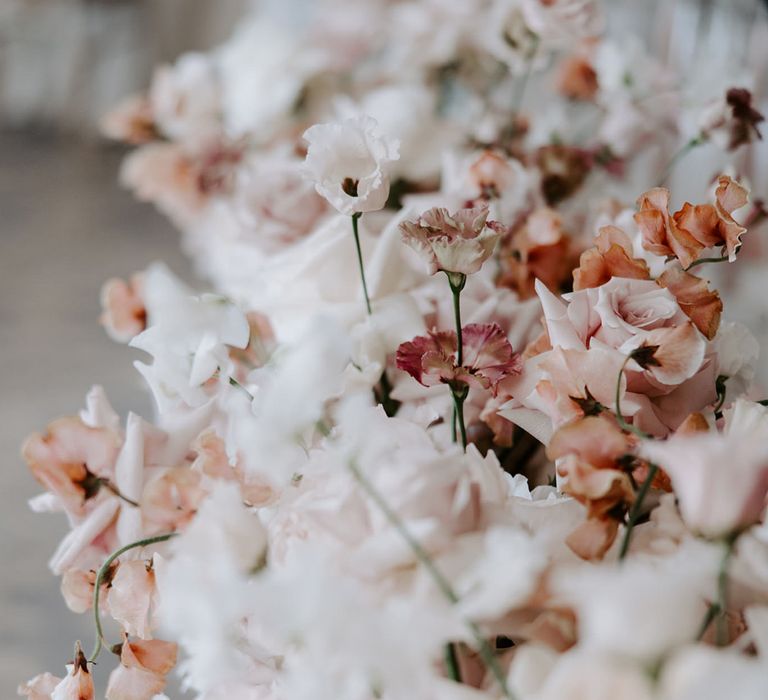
left=19, top=1, right=768, bottom=699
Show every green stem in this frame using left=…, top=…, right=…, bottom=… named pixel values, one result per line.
left=88, top=533, right=177, bottom=663
left=228, top=376, right=255, bottom=401
left=352, top=213, right=372, bottom=315
left=684, top=255, right=729, bottom=271
left=348, top=461, right=516, bottom=700
left=659, top=136, right=704, bottom=184
left=99, top=480, right=140, bottom=508
left=451, top=386, right=468, bottom=451
left=446, top=272, right=466, bottom=366
left=715, top=537, right=736, bottom=646
left=618, top=463, right=659, bottom=560
left=444, top=642, right=462, bottom=683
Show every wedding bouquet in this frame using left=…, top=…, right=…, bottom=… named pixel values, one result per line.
left=19, top=1, right=768, bottom=699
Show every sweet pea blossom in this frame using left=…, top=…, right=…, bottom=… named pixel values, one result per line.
left=634, top=176, right=749, bottom=268
left=105, top=638, right=178, bottom=700
left=641, top=400, right=768, bottom=539
left=399, top=205, right=501, bottom=276
left=100, top=274, right=147, bottom=343
left=51, top=645, right=94, bottom=700
left=396, top=323, right=522, bottom=395
left=302, top=115, right=400, bottom=215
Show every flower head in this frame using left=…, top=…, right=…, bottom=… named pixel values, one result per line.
left=302, top=115, right=400, bottom=215
left=399, top=205, right=500, bottom=275
left=699, top=87, right=765, bottom=151
left=634, top=175, right=749, bottom=268
left=396, top=323, right=522, bottom=395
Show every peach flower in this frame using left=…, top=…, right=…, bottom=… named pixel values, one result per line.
left=572, top=225, right=650, bottom=291
left=101, top=95, right=156, bottom=145
left=105, top=638, right=178, bottom=700
left=51, top=645, right=93, bottom=700
left=656, top=267, right=722, bottom=341
left=698, top=87, right=765, bottom=151
left=396, top=323, right=522, bottom=395
left=399, top=205, right=501, bottom=276
left=556, top=52, right=599, bottom=101
left=100, top=274, right=146, bottom=343
left=22, top=417, right=121, bottom=519
left=548, top=415, right=637, bottom=558
left=141, top=467, right=206, bottom=533
left=634, top=176, right=749, bottom=268
left=107, top=558, right=157, bottom=639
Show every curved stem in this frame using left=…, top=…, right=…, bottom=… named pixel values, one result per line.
left=88, top=533, right=177, bottom=663
left=351, top=213, right=372, bottom=315
left=618, top=463, right=659, bottom=560
left=658, top=136, right=704, bottom=184
left=446, top=272, right=466, bottom=366
left=229, top=376, right=255, bottom=401
left=348, top=461, right=516, bottom=700
left=684, top=255, right=729, bottom=271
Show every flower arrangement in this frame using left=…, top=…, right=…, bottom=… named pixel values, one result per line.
left=19, top=2, right=768, bottom=700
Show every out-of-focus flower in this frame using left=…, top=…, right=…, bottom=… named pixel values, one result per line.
left=100, top=274, right=147, bottom=343
left=497, top=208, right=576, bottom=299
left=101, top=95, right=156, bottom=144
left=641, top=400, right=768, bottom=539
left=399, top=205, right=500, bottom=276
left=303, top=116, right=400, bottom=215
left=148, top=53, right=221, bottom=144
left=234, top=147, right=327, bottom=249
left=634, top=176, right=749, bottom=268
left=698, top=87, right=765, bottom=151
left=521, top=0, right=603, bottom=45
left=105, top=638, right=178, bottom=700
left=397, top=323, right=521, bottom=395
left=556, top=49, right=599, bottom=101
left=18, top=672, right=61, bottom=700
left=535, top=144, right=591, bottom=205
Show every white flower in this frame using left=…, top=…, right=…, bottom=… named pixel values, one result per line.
left=130, top=264, right=249, bottom=412
left=303, top=115, right=400, bottom=215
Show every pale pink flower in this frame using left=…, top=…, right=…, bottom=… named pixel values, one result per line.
left=641, top=400, right=768, bottom=538
left=107, top=558, right=157, bottom=639
left=399, top=205, right=500, bottom=275
left=60, top=564, right=112, bottom=614
left=141, top=467, right=206, bottom=534
left=100, top=95, right=156, bottom=145
left=302, top=115, right=400, bottom=215
left=50, top=645, right=93, bottom=700
left=396, top=323, right=522, bottom=395
left=22, top=416, right=121, bottom=519
left=234, top=149, right=327, bottom=249
left=18, top=673, right=61, bottom=700
left=100, top=274, right=146, bottom=343
left=105, top=638, right=178, bottom=700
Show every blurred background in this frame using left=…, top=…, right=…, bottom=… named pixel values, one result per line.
left=1, top=0, right=767, bottom=696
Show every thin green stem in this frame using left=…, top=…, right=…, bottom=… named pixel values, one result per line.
left=451, top=387, right=468, bottom=451
left=99, top=480, right=140, bottom=508
left=444, top=642, right=462, bottom=683
left=228, top=376, right=255, bottom=401
left=88, top=533, right=177, bottom=663
left=510, top=35, right=539, bottom=125
left=696, top=601, right=720, bottom=641
left=446, top=272, right=466, bottom=366
left=659, top=136, right=704, bottom=184
left=618, top=463, right=659, bottom=560
left=348, top=461, right=516, bottom=700
left=352, top=213, right=372, bottom=315
left=684, top=255, right=729, bottom=271
left=715, top=537, right=736, bottom=646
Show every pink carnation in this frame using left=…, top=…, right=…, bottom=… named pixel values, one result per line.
left=396, top=323, right=522, bottom=395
